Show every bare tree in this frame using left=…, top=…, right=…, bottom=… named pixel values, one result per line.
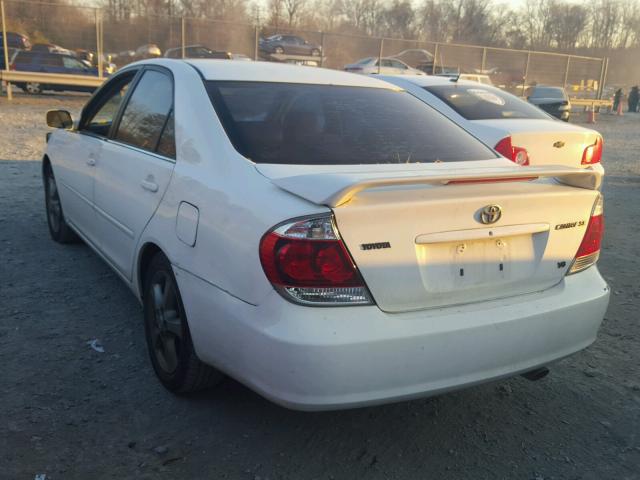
left=381, top=0, right=415, bottom=38
left=548, top=2, right=587, bottom=50
left=588, top=0, right=622, bottom=50
left=522, top=0, right=554, bottom=49
left=282, top=0, right=306, bottom=27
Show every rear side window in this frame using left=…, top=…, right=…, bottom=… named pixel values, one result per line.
left=41, top=54, right=63, bottom=67
left=205, top=81, right=496, bottom=165
left=425, top=84, right=549, bottom=120
left=156, top=110, right=176, bottom=159
left=529, top=87, right=566, bottom=99
left=115, top=70, right=173, bottom=152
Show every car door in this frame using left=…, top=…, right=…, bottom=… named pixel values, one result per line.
left=54, top=70, right=138, bottom=245
left=294, top=37, right=308, bottom=55
left=41, top=54, right=65, bottom=74
left=93, top=67, right=176, bottom=280
left=287, top=36, right=304, bottom=55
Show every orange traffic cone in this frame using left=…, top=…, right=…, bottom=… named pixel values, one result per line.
left=587, top=106, right=596, bottom=124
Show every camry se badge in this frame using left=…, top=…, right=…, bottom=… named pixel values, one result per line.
left=555, top=220, right=585, bottom=230
left=479, top=205, right=502, bottom=224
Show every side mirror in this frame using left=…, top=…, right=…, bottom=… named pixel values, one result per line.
left=46, top=110, right=73, bottom=129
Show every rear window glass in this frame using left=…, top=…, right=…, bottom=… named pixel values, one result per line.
left=529, top=87, right=566, bottom=99
left=205, top=81, right=496, bottom=165
left=424, top=84, right=549, bottom=120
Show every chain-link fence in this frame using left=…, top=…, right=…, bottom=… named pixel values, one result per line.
left=1, top=0, right=607, bottom=99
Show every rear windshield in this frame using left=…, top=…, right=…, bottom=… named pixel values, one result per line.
left=424, top=84, right=549, bottom=120
left=529, top=87, right=566, bottom=99
left=205, top=81, right=496, bottom=165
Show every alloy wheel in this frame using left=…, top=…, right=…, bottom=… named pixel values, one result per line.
left=26, top=82, right=42, bottom=94
left=149, top=271, right=184, bottom=374
left=46, top=174, right=62, bottom=234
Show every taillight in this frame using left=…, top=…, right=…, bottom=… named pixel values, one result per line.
left=259, top=215, right=373, bottom=306
left=568, top=194, right=604, bottom=274
left=494, top=136, right=529, bottom=166
left=581, top=136, right=603, bottom=165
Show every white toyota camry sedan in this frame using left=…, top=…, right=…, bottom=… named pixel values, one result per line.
left=43, top=60, right=609, bottom=410
left=379, top=75, right=604, bottom=169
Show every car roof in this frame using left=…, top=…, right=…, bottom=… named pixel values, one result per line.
left=185, top=59, right=399, bottom=88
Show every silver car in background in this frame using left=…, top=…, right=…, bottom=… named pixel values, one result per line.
left=344, top=57, right=426, bottom=75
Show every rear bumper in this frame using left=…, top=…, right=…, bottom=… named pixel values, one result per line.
left=176, top=266, right=609, bottom=411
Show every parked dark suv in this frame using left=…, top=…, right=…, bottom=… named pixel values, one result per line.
left=527, top=85, right=571, bottom=121
left=11, top=51, right=102, bottom=94
left=0, top=31, right=31, bottom=50
left=259, top=35, right=321, bottom=57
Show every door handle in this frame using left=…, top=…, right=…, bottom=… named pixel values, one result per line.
left=141, top=179, right=159, bottom=192
left=86, top=157, right=96, bottom=166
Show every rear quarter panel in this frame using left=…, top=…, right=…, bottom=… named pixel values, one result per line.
left=136, top=61, right=327, bottom=306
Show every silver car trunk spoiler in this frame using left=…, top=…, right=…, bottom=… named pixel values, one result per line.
left=268, top=165, right=602, bottom=207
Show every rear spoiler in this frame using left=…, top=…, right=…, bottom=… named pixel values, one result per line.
left=270, top=165, right=602, bottom=207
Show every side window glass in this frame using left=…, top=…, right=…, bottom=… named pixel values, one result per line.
left=156, top=110, right=176, bottom=159
left=43, top=55, right=62, bottom=66
left=63, top=57, right=83, bottom=69
left=62, top=57, right=82, bottom=68
left=114, top=70, right=173, bottom=152
left=82, top=73, right=135, bottom=137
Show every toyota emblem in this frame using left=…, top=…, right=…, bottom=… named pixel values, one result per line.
left=479, top=205, right=502, bottom=224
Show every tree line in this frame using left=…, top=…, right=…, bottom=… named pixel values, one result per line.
left=95, top=0, right=640, bottom=52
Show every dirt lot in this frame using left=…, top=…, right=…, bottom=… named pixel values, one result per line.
left=1, top=93, right=639, bottom=480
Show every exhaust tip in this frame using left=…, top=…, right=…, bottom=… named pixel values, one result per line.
left=521, top=367, right=550, bottom=382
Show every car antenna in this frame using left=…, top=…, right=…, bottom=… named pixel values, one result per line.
left=450, top=73, right=461, bottom=83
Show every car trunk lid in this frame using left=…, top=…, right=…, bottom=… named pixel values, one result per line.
left=473, top=119, right=600, bottom=168
left=258, top=162, right=601, bottom=312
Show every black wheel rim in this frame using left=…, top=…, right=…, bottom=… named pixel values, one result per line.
left=27, top=82, right=41, bottom=94
left=46, top=174, right=62, bottom=234
left=149, top=271, right=183, bottom=374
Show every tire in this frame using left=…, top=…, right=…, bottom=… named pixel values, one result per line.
left=44, top=163, right=78, bottom=243
left=143, top=252, right=223, bottom=393
left=25, top=82, right=43, bottom=95
left=274, top=46, right=284, bottom=54
left=311, top=48, right=320, bottom=56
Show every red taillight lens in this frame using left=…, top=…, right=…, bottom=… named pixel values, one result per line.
left=259, top=215, right=372, bottom=305
left=575, top=214, right=603, bottom=257
left=494, top=136, right=529, bottom=166
left=568, top=195, right=604, bottom=274
left=269, top=239, right=359, bottom=286
left=581, top=136, right=603, bottom=165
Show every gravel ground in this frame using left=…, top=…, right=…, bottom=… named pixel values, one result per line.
left=1, top=93, right=639, bottom=480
